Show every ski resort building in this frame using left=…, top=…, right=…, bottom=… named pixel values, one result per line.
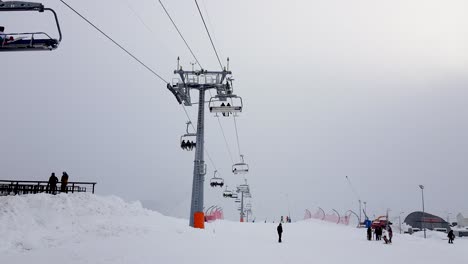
left=404, top=211, right=449, bottom=231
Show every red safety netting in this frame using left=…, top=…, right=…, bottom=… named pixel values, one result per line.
left=205, top=207, right=224, bottom=222
left=305, top=208, right=350, bottom=225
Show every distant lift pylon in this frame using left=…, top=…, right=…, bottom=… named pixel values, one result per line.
left=0, top=1, right=62, bottom=51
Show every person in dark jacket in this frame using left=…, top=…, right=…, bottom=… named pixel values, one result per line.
left=375, top=226, right=382, bottom=240
left=277, top=223, right=283, bottom=243
left=48, top=173, right=58, bottom=195
left=367, top=227, right=372, bottom=241
left=0, top=26, right=5, bottom=43
left=448, top=230, right=455, bottom=244
left=60, top=171, right=69, bottom=193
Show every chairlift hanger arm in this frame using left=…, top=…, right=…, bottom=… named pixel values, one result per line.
left=44, top=7, right=62, bottom=42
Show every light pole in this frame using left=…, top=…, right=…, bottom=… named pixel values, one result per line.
left=359, top=199, right=362, bottom=224
left=399, top=212, right=404, bottom=234
left=363, top=201, right=367, bottom=215
left=419, top=185, right=426, bottom=239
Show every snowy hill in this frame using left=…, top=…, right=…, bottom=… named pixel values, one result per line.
left=1, top=194, right=467, bottom=264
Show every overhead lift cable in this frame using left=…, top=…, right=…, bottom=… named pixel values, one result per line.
left=59, top=0, right=221, bottom=171
left=59, top=0, right=168, bottom=84
left=194, top=0, right=223, bottom=69
left=159, top=0, right=234, bottom=164
left=158, top=0, right=203, bottom=69
left=194, top=0, right=245, bottom=161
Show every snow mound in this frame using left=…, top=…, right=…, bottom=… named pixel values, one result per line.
left=2, top=194, right=468, bottom=264
left=0, top=193, right=177, bottom=252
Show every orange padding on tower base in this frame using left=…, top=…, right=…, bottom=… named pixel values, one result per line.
left=194, top=212, right=205, bottom=229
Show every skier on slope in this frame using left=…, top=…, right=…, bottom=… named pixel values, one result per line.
left=277, top=223, right=283, bottom=243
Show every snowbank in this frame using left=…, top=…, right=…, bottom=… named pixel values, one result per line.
left=0, top=193, right=179, bottom=252
left=1, top=194, right=468, bottom=264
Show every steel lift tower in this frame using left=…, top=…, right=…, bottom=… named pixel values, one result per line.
left=236, top=180, right=251, bottom=222
left=167, top=58, right=237, bottom=228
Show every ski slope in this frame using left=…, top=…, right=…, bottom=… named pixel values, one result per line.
left=1, top=193, right=467, bottom=264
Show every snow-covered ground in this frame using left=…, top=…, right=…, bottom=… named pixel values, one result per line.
left=1, top=193, right=467, bottom=264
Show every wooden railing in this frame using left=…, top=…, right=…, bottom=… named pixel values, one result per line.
left=0, top=180, right=97, bottom=196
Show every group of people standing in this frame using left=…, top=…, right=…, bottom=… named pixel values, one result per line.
left=367, top=225, right=393, bottom=244
left=47, top=172, right=69, bottom=194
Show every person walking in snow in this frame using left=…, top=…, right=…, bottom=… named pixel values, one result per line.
left=448, top=230, right=455, bottom=244
left=48, top=172, right=58, bottom=195
left=277, top=223, right=283, bottom=243
left=367, top=227, right=372, bottom=241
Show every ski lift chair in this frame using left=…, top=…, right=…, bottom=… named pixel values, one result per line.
left=0, top=1, right=62, bottom=52
left=232, top=155, right=249, bottom=174
left=231, top=193, right=238, bottom=199
left=235, top=199, right=241, bottom=203
left=180, top=121, right=196, bottom=151
left=208, top=95, right=243, bottom=117
left=209, top=170, right=224, bottom=187
left=222, top=186, right=232, bottom=198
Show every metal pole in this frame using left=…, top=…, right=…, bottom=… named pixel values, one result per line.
left=421, top=187, right=426, bottom=239
left=240, top=191, right=244, bottom=222
left=359, top=199, right=362, bottom=225
left=399, top=214, right=402, bottom=234
left=189, top=89, right=206, bottom=227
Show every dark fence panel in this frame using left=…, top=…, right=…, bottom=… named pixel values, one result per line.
left=0, top=180, right=97, bottom=196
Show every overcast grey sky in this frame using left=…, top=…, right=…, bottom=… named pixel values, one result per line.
left=2, top=0, right=468, bottom=222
